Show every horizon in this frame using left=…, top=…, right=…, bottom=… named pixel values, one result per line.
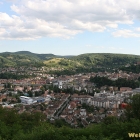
left=0, top=50, right=140, bottom=57
left=0, top=0, right=140, bottom=55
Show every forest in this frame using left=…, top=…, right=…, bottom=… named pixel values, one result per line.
left=90, top=76, right=140, bottom=89
left=120, top=64, right=140, bottom=73
left=0, top=73, right=33, bottom=80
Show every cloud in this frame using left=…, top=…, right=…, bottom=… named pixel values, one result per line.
left=112, top=29, right=140, bottom=38
left=1, top=0, right=140, bottom=40
left=0, top=18, right=81, bottom=40
left=4, top=0, right=19, bottom=3
left=119, top=0, right=140, bottom=19
left=0, top=12, right=23, bottom=27
left=136, top=28, right=140, bottom=32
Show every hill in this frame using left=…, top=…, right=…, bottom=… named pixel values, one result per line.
left=47, top=53, right=140, bottom=75
left=0, top=56, right=16, bottom=67
left=0, top=51, right=140, bottom=72
left=70, top=53, right=140, bottom=68
left=45, top=53, right=140, bottom=70
left=0, top=51, right=74, bottom=67
left=0, top=52, right=42, bottom=67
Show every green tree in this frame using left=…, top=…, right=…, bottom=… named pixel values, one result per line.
left=125, top=94, right=140, bottom=120
left=28, top=91, right=33, bottom=97
left=103, top=116, right=117, bottom=125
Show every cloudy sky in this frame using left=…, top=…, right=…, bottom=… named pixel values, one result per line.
left=0, top=0, right=140, bottom=55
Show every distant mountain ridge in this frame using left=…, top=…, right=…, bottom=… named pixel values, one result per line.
left=0, top=51, right=140, bottom=70
left=1, top=51, right=74, bottom=59
left=0, top=51, right=75, bottom=67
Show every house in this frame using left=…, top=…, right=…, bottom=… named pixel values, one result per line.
left=65, top=115, right=73, bottom=124
left=45, top=109, right=56, bottom=119
left=120, top=87, right=132, bottom=92
left=109, top=100, right=120, bottom=109
left=0, top=84, right=5, bottom=91
left=99, top=108, right=105, bottom=114
left=0, top=94, right=7, bottom=104
left=0, top=95, right=3, bottom=104
left=71, top=119, right=78, bottom=127
left=27, top=86, right=32, bottom=91
left=120, top=103, right=128, bottom=109
left=71, top=95, right=92, bottom=104
left=73, top=110, right=80, bottom=118
left=87, top=114, right=95, bottom=123
left=80, top=109, right=87, bottom=116
left=81, top=118, right=89, bottom=127
left=7, top=97, right=17, bottom=102
left=14, top=86, right=24, bottom=92
left=68, top=101, right=77, bottom=109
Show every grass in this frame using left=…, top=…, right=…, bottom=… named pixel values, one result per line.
left=44, top=58, right=64, bottom=65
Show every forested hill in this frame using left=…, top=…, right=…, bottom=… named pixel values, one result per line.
left=70, top=53, right=140, bottom=68
left=0, top=51, right=140, bottom=69
left=0, top=52, right=42, bottom=67
left=0, top=51, right=74, bottom=67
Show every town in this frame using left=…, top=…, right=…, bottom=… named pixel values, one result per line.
left=1, top=0, right=140, bottom=138
left=0, top=66, right=140, bottom=128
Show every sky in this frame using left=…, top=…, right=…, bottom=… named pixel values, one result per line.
left=0, top=0, right=140, bottom=55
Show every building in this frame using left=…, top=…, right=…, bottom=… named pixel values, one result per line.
left=20, top=96, right=33, bottom=104
left=90, top=97, right=109, bottom=108
left=71, top=94, right=92, bottom=104
left=36, top=97, right=45, bottom=103
left=120, top=87, right=132, bottom=92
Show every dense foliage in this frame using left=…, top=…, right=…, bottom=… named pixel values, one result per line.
left=120, top=64, right=140, bottom=73
left=0, top=73, right=33, bottom=79
left=90, top=76, right=139, bottom=89
left=49, top=67, right=106, bottom=76
left=125, top=94, right=140, bottom=120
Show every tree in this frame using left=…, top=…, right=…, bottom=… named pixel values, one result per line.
left=40, top=86, right=45, bottom=93
left=28, top=91, right=33, bottom=97
left=2, top=98, right=7, bottom=102
left=103, top=116, right=117, bottom=125
left=53, top=119, right=69, bottom=127
left=9, top=92, right=12, bottom=96
left=125, top=94, right=140, bottom=120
